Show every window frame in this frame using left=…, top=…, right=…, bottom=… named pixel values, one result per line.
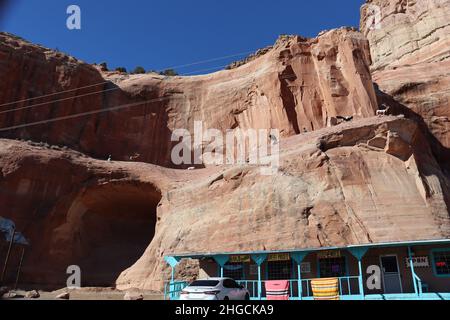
left=222, top=262, right=245, bottom=280
left=265, top=259, right=294, bottom=280
left=431, top=248, right=450, bottom=278
left=317, top=254, right=349, bottom=278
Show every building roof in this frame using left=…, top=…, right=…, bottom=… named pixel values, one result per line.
left=166, top=238, right=450, bottom=259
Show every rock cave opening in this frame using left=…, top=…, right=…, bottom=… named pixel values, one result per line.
left=72, top=182, right=161, bottom=287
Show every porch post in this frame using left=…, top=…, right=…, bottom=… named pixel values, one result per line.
left=164, top=256, right=181, bottom=300
left=357, top=260, right=363, bottom=298
left=251, top=254, right=268, bottom=300
left=213, top=255, right=229, bottom=278
left=408, top=246, right=420, bottom=297
left=291, top=252, right=309, bottom=300
left=348, top=247, right=369, bottom=299
left=1, top=228, right=15, bottom=283
left=171, top=266, right=175, bottom=284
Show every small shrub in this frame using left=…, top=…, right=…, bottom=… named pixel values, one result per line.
left=132, top=66, right=146, bottom=74
left=99, top=62, right=108, bottom=71
left=115, top=67, right=127, bottom=73
left=160, top=69, right=178, bottom=76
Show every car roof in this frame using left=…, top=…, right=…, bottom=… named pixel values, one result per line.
left=193, top=277, right=231, bottom=281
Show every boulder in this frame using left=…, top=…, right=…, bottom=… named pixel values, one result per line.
left=25, top=290, right=40, bottom=299
left=2, top=292, right=19, bottom=299
left=56, top=292, right=70, bottom=300
left=123, top=292, right=144, bottom=301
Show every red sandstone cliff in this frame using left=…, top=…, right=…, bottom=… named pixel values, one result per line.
left=0, top=1, right=449, bottom=292
left=0, top=29, right=377, bottom=166
left=361, top=0, right=450, bottom=168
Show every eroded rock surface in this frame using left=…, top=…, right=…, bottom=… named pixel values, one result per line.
left=0, top=29, right=377, bottom=166
left=361, top=0, right=450, bottom=71
left=1, top=1, right=450, bottom=292
left=117, top=117, right=450, bottom=290
left=361, top=0, right=450, bottom=166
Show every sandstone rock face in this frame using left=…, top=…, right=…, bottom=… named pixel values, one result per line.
left=361, top=0, right=450, bottom=166
left=0, top=137, right=220, bottom=287
left=117, top=117, right=450, bottom=290
left=1, top=118, right=449, bottom=291
left=1, top=2, right=450, bottom=293
left=0, top=138, right=167, bottom=286
left=361, top=0, right=450, bottom=71
left=0, top=29, right=377, bottom=167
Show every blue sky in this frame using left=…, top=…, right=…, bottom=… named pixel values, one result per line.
left=2, top=0, right=366, bottom=74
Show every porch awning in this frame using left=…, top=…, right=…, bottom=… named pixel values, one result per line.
left=165, top=238, right=450, bottom=261
left=0, top=217, right=29, bottom=245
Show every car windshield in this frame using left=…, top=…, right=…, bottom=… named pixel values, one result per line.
left=189, top=280, right=220, bottom=287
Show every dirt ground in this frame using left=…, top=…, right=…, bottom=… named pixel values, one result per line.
left=1, top=287, right=164, bottom=300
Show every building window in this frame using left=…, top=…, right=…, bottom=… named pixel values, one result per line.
left=319, top=257, right=346, bottom=278
left=223, top=263, right=244, bottom=280
left=267, top=261, right=292, bottom=280
left=432, top=250, right=450, bottom=276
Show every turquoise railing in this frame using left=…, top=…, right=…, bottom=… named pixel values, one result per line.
left=165, top=276, right=360, bottom=300
left=237, top=276, right=361, bottom=300
left=164, top=281, right=189, bottom=300
left=237, top=280, right=259, bottom=298
left=413, top=273, right=423, bottom=296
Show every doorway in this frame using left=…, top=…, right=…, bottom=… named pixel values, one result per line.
left=380, top=255, right=403, bottom=294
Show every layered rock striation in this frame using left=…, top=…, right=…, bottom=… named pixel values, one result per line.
left=361, top=0, right=450, bottom=167
left=0, top=29, right=377, bottom=167
left=0, top=0, right=450, bottom=291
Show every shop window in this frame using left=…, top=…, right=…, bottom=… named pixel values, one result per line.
left=319, top=257, right=346, bottom=278
left=267, top=260, right=292, bottom=280
left=223, top=263, right=244, bottom=280
left=432, top=250, right=450, bottom=276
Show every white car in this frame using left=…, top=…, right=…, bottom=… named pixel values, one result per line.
left=179, top=278, right=250, bottom=300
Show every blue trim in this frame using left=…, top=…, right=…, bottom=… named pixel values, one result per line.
left=291, top=252, right=309, bottom=265
left=348, top=247, right=368, bottom=260
left=164, top=256, right=181, bottom=267
left=165, top=239, right=450, bottom=260
left=251, top=254, right=267, bottom=266
left=431, top=248, right=450, bottom=278
left=213, top=254, right=229, bottom=267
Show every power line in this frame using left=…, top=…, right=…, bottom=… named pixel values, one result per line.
left=161, top=50, right=257, bottom=72
left=0, top=87, right=119, bottom=115
left=0, top=49, right=259, bottom=108
left=0, top=54, right=285, bottom=116
left=0, top=68, right=319, bottom=116
left=2, top=14, right=449, bottom=109
left=182, top=64, right=230, bottom=76
left=2, top=25, right=446, bottom=118
left=0, top=96, right=177, bottom=132
left=0, top=82, right=110, bottom=108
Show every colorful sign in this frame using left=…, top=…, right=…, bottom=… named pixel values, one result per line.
left=405, top=256, right=429, bottom=268
left=268, top=253, right=290, bottom=262
left=317, top=250, right=341, bottom=259
left=229, top=255, right=251, bottom=263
